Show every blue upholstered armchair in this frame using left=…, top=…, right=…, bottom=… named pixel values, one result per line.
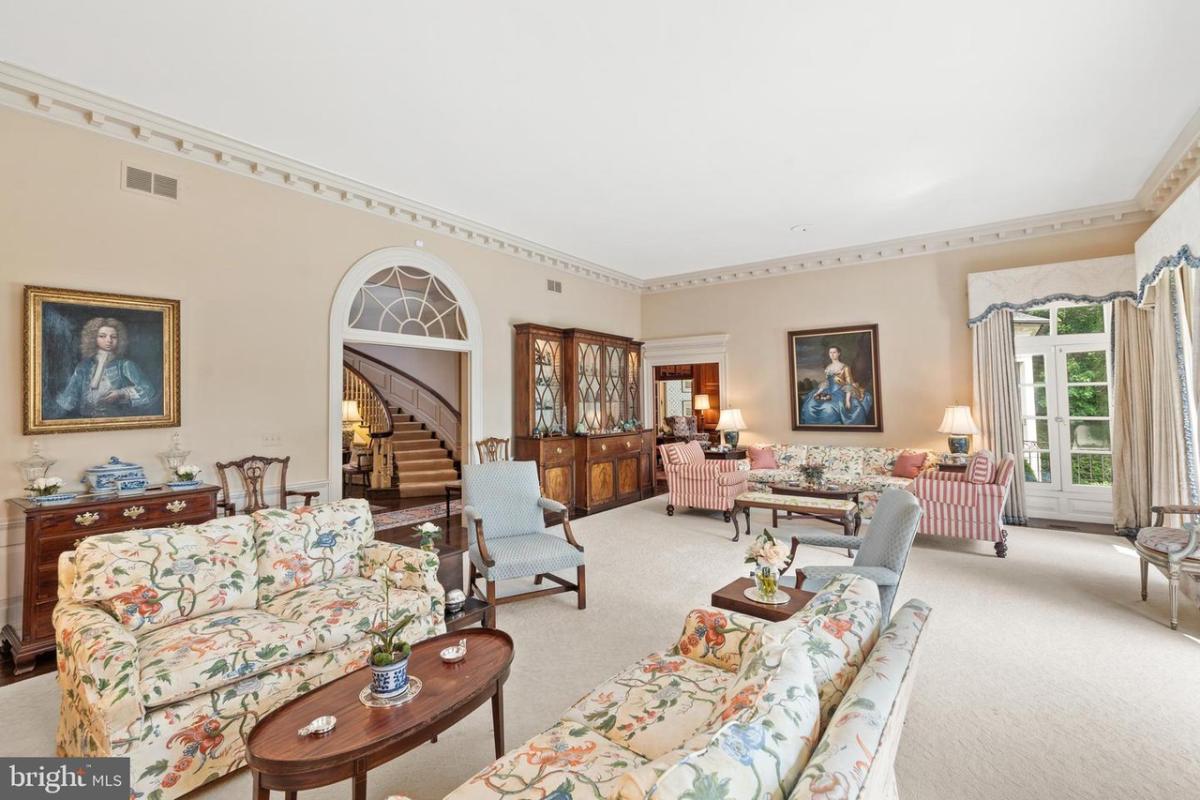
left=462, top=461, right=586, bottom=616
left=782, top=488, right=922, bottom=620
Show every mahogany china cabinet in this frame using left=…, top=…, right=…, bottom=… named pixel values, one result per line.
left=514, top=324, right=654, bottom=514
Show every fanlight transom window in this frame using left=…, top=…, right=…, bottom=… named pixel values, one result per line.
left=348, top=266, right=467, bottom=340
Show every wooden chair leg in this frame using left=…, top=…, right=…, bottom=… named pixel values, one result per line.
left=534, top=574, right=544, bottom=585
left=487, top=579, right=497, bottom=611
left=1140, top=557, right=1149, bottom=601
left=577, top=565, right=587, bottom=610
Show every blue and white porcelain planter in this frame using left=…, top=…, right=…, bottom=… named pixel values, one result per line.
left=83, top=457, right=148, bottom=495
left=32, top=492, right=79, bottom=506
left=370, top=658, right=410, bottom=698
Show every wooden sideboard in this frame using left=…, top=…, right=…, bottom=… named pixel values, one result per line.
left=3, top=483, right=220, bottom=674
left=574, top=430, right=655, bottom=515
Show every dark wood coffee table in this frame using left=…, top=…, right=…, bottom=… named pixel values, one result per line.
left=246, top=628, right=514, bottom=800
left=710, top=577, right=816, bottom=622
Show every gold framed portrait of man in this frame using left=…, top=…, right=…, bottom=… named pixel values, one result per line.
left=24, top=286, right=180, bottom=434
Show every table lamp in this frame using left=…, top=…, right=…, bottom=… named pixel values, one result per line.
left=692, top=393, right=710, bottom=431
left=717, top=408, right=747, bottom=449
left=342, top=399, right=363, bottom=449
left=938, top=405, right=979, bottom=455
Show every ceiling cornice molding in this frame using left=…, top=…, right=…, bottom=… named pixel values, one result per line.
left=0, top=62, right=1189, bottom=296
left=643, top=200, right=1153, bottom=292
left=1136, top=106, right=1200, bottom=213
left=0, top=61, right=645, bottom=293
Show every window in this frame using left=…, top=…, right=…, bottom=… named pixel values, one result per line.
left=1013, top=303, right=1112, bottom=493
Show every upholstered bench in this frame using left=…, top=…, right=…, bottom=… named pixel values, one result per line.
left=731, top=490, right=859, bottom=545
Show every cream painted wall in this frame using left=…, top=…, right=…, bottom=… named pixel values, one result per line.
left=0, top=107, right=641, bottom=610
left=641, top=223, right=1149, bottom=452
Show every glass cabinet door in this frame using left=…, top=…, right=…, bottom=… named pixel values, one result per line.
left=532, top=335, right=565, bottom=435
left=604, top=344, right=625, bottom=430
left=577, top=340, right=603, bottom=432
left=626, top=348, right=641, bottom=424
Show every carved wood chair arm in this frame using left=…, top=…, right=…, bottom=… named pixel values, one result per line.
left=472, top=518, right=495, bottom=567
left=287, top=489, right=320, bottom=506
left=561, top=515, right=584, bottom=552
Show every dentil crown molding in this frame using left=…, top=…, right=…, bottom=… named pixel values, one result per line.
left=0, top=61, right=1196, bottom=295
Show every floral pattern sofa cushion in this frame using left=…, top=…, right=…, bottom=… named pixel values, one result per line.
left=746, top=445, right=939, bottom=518
left=252, top=499, right=374, bottom=603
left=55, top=498, right=446, bottom=800
left=71, top=516, right=258, bottom=635
left=259, top=575, right=435, bottom=654
left=789, top=600, right=932, bottom=800
left=137, top=609, right=315, bottom=707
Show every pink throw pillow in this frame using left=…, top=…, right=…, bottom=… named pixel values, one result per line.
left=748, top=446, right=778, bottom=470
left=891, top=451, right=928, bottom=479
left=967, top=450, right=996, bottom=483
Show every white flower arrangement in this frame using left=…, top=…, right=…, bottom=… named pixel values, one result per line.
left=29, top=476, right=64, bottom=496
left=745, top=529, right=789, bottom=571
left=414, top=521, right=443, bottom=550
left=174, top=464, right=202, bottom=481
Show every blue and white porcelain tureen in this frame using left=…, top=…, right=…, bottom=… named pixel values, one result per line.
left=83, top=457, right=149, bottom=495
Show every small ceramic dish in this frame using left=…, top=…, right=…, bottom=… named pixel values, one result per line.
left=297, top=715, right=336, bottom=736
left=440, top=644, right=467, bottom=663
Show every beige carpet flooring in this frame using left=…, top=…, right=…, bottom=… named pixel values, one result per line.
left=4, top=495, right=1200, bottom=799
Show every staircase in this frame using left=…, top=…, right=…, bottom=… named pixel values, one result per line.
left=388, top=410, right=460, bottom=497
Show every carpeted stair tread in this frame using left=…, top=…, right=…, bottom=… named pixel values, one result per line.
left=396, top=458, right=455, bottom=472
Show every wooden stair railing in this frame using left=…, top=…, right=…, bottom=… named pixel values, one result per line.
left=343, top=346, right=461, bottom=463
left=343, top=363, right=394, bottom=489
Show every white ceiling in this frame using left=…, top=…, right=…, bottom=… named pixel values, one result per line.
left=2, top=1, right=1199, bottom=280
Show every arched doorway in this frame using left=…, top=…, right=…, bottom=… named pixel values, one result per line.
left=328, top=247, right=484, bottom=500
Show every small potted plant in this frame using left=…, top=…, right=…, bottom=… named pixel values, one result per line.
left=798, top=461, right=825, bottom=488
left=414, top=521, right=442, bottom=552
left=28, top=476, right=71, bottom=504
left=745, top=529, right=789, bottom=601
left=369, top=579, right=416, bottom=698
left=171, top=464, right=202, bottom=488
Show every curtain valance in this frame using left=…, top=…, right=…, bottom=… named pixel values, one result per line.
left=967, top=255, right=1136, bottom=327
left=1135, top=178, right=1200, bottom=303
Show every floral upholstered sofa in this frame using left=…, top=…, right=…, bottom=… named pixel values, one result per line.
left=388, top=574, right=932, bottom=800
left=746, top=444, right=940, bottom=518
left=53, top=498, right=445, bottom=800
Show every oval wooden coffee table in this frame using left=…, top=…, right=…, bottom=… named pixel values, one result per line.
left=247, top=628, right=514, bottom=800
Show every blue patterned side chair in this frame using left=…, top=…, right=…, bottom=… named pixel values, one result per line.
left=781, top=488, right=922, bottom=620
left=462, top=461, right=586, bottom=617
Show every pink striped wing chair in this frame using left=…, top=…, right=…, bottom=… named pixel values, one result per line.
left=659, top=441, right=749, bottom=522
left=909, top=454, right=1016, bottom=557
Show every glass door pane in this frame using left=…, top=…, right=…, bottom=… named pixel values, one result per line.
left=1058, top=346, right=1113, bottom=488
left=1016, top=352, right=1058, bottom=488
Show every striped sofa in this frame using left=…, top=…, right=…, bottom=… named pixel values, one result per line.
left=909, top=453, right=1016, bottom=557
left=746, top=444, right=939, bottom=518
left=658, top=440, right=749, bottom=521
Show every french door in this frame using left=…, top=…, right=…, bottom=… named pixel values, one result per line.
left=1017, top=345, right=1108, bottom=513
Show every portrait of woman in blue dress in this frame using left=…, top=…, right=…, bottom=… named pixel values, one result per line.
left=799, top=345, right=874, bottom=426
left=53, top=317, right=159, bottom=418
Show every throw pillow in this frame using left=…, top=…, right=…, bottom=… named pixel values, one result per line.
left=891, top=451, right=928, bottom=478
left=967, top=449, right=996, bottom=483
left=748, top=445, right=778, bottom=470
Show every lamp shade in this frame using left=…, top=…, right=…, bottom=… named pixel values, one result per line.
left=717, top=408, right=747, bottom=431
left=938, top=405, right=979, bottom=435
left=341, top=399, right=363, bottom=423
left=693, top=394, right=710, bottom=411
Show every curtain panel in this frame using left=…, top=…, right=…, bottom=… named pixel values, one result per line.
left=972, top=310, right=1027, bottom=525
left=1111, top=299, right=1153, bottom=533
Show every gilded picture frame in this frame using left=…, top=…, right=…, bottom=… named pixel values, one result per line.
left=24, top=285, right=181, bottom=434
left=788, top=323, right=883, bottom=432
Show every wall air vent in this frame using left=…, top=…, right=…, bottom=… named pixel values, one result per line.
left=123, top=163, right=179, bottom=200
left=546, top=279, right=563, bottom=294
